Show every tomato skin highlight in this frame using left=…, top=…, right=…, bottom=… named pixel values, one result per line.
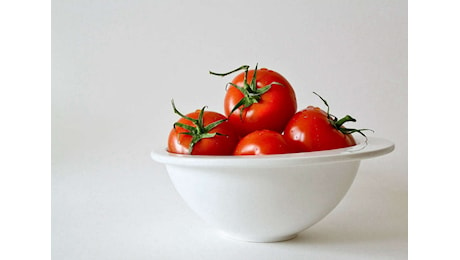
left=224, top=68, right=297, bottom=137
left=168, top=110, right=239, bottom=155
left=234, top=129, right=293, bottom=155
left=283, top=106, right=356, bottom=152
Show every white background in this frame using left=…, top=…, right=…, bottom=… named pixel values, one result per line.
left=51, top=1, right=408, bottom=259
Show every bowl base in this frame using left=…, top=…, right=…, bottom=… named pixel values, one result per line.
left=220, top=232, right=298, bottom=243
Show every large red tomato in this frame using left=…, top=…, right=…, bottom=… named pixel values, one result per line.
left=167, top=101, right=239, bottom=155
left=211, top=64, right=297, bottom=137
left=283, top=93, right=370, bottom=152
left=233, top=129, right=293, bottom=155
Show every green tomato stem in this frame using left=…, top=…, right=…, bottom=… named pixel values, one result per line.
left=312, top=92, right=373, bottom=139
left=209, top=65, right=250, bottom=77
left=171, top=100, right=227, bottom=154
left=210, top=63, right=276, bottom=116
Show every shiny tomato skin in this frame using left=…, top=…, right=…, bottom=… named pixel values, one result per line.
left=234, top=129, right=293, bottom=155
left=225, top=68, right=297, bottom=136
left=283, top=106, right=356, bottom=152
left=168, top=110, right=239, bottom=155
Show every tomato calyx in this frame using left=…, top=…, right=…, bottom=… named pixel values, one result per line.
left=210, top=64, right=283, bottom=115
left=171, top=100, right=227, bottom=154
left=312, top=92, right=373, bottom=138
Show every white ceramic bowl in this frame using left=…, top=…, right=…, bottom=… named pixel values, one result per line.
left=151, top=137, right=394, bottom=242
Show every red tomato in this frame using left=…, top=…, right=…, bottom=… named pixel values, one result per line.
left=283, top=93, right=371, bottom=152
left=211, top=65, right=297, bottom=137
left=168, top=101, right=239, bottom=155
left=234, top=129, right=293, bottom=155
left=283, top=106, right=356, bottom=152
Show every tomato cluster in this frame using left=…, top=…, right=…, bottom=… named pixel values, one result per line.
left=167, top=64, right=370, bottom=156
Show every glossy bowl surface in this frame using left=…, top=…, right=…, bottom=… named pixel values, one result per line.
left=151, top=137, right=394, bottom=242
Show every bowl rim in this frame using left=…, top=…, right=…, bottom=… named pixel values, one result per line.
left=150, top=136, right=394, bottom=168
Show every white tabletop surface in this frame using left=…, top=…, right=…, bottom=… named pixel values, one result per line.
left=52, top=137, right=406, bottom=259
left=52, top=127, right=407, bottom=259
left=52, top=0, right=407, bottom=259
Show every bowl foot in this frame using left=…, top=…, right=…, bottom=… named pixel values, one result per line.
left=220, top=232, right=298, bottom=243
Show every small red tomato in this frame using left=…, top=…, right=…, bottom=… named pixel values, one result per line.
left=283, top=93, right=370, bottom=152
left=234, top=129, right=293, bottom=155
left=210, top=64, right=297, bottom=137
left=167, top=101, right=239, bottom=155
